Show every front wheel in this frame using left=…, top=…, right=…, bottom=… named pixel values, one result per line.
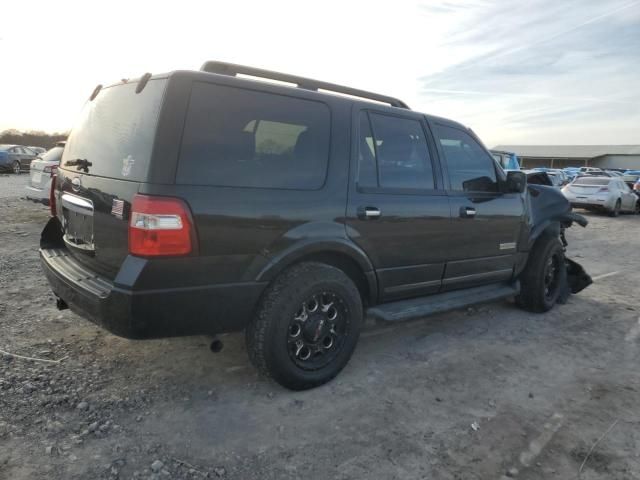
left=13, top=161, right=21, bottom=174
left=517, top=235, right=567, bottom=313
left=246, top=262, right=363, bottom=390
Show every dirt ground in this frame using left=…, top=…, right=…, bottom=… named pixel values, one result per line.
left=1, top=173, right=639, bottom=480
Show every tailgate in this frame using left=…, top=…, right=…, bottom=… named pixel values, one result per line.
left=55, top=170, right=142, bottom=279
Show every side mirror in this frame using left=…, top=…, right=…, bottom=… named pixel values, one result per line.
left=505, top=170, right=527, bottom=193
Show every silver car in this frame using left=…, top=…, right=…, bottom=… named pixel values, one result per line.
left=25, top=142, right=65, bottom=204
left=562, top=175, right=639, bottom=216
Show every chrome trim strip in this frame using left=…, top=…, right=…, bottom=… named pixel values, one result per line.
left=61, top=193, right=94, bottom=217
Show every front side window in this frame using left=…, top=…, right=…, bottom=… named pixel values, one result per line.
left=178, top=82, right=330, bottom=189
left=356, top=111, right=435, bottom=190
left=434, top=125, right=498, bottom=192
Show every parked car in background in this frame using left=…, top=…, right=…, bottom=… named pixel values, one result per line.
left=579, top=167, right=603, bottom=174
left=562, top=176, right=639, bottom=216
left=25, top=142, right=66, bottom=204
left=28, top=146, right=47, bottom=156
left=605, top=170, right=624, bottom=177
left=0, top=144, right=38, bottom=173
left=545, top=171, right=565, bottom=188
left=490, top=150, right=520, bottom=170
left=562, top=168, right=579, bottom=182
left=622, top=171, right=640, bottom=190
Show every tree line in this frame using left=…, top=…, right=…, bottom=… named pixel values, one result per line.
left=0, top=129, right=68, bottom=149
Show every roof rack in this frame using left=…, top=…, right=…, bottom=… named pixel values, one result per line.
left=200, top=61, right=409, bottom=109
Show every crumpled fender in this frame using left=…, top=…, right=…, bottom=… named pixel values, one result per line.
left=523, top=184, right=592, bottom=298
left=524, top=185, right=588, bottom=250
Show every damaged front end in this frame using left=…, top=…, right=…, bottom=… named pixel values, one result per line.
left=524, top=185, right=593, bottom=297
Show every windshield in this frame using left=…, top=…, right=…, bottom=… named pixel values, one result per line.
left=573, top=177, right=610, bottom=186
left=61, top=78, right=167, bottom=181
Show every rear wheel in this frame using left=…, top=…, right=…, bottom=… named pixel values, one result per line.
left=246, top=262, right=363, bottom=390
left=609, top=199, right=621, bottom=217
left=516, top=235, right=567, bottom=313
left=13, top=161, right=21, bottom=174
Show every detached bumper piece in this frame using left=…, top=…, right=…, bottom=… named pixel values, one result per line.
left=566, top=258, right=592, bottom=294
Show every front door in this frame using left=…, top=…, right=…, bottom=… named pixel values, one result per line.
left=430, top=121, right=525, bottom=290
left=346, top=109, right=450, bottom=302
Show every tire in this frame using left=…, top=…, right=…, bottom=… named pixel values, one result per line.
left=13, top=161, right=21, bottom=174
left=246, top=262, right=363, bottom=390
left=635, top=199, right=640, bottom=215
left=516, top=234, right=567, bottom=313
left=609, top=199, right=621, bottom=217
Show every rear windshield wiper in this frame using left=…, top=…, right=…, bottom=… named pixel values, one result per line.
left=64, top=158, right=93, bottom=172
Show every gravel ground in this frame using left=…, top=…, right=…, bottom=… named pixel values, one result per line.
left=1, top=173, right=639, bottom=480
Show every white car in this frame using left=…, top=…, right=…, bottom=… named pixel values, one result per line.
left=579, top=166, right=603, bottom=173
left=25, top=142, right=65, bottom=204
left=562, top=175, right=639, bottom=216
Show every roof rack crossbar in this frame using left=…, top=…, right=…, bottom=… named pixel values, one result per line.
left=200, top=61, right=409, bottom=109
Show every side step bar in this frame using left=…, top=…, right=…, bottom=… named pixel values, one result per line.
left=367, top=282, right=520, bottom=323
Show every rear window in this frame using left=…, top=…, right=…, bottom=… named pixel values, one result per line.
left=177, top=82, right=330, bottom=189
left=40, top=146, right=64, bottom=163
left=61, top=79, right=167, bottom=181
left=573, top=177, right=610, bottom=185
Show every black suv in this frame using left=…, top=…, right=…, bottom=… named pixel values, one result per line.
left=40, top=62, right=591, bottom=390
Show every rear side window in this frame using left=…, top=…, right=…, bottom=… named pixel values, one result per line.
left=62, top=79, right=167, bottom=181
left=177, top=82, right=330, bottom=189
left=434, top=124, right=498, bottom=192
left=357, top=111, right=435, bottom=190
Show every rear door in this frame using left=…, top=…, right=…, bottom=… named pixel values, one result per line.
left=54, top=78, right=168, bottom=279
left=8, top=147, right=20, bottom=168
left=346, top=108, right=449, bottom=302
left=430, top=121, right=525, bottom=290
left=19, top=147, right=36, bottom=168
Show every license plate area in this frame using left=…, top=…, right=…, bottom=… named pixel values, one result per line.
left=61, top=193, right=95, bottom=252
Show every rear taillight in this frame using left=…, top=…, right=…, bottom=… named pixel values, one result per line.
left=128, top=194, right=195, bottom=257
left=49, top=174, right=57, bottom=216
left=44, top=165, right=58, bottom=176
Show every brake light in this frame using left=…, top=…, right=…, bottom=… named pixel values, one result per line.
left=44, top=165, right=58, bottom=176
left=49, top=174, right=57, bottom=216
left=128, top=194, right=194, bottom=256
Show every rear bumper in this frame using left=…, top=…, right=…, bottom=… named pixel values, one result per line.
left=40, top=248, right=267, bottom=339
left=569, top=197, right=615, bottom=210
left=25, top=184, right=50, bottom=202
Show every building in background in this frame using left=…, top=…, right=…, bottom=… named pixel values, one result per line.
left=492, top=145, right=640, bottom=170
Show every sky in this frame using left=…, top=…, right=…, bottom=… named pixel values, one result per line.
left=0, top=0, right=639, bottom=147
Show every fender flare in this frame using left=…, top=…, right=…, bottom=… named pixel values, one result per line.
left=252, top=238, right=378, bottom=304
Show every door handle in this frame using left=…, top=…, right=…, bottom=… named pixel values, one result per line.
left=358, top=206, right=381, bottom=220
left=459, top=206, right=476, bottom=218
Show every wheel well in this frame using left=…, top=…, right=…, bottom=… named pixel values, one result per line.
left=291, top=252, right=374, bottom=307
